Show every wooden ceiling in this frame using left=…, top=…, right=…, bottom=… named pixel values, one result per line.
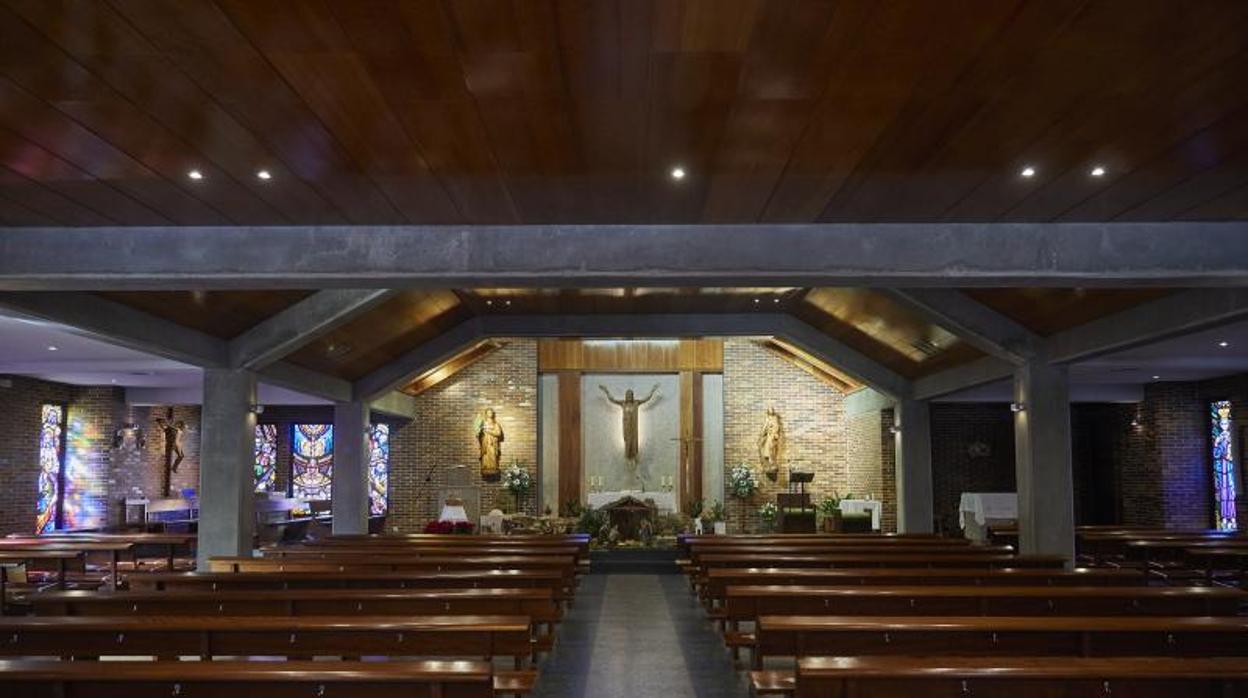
left=94, top=287, right=1173, bottom=382
left=2, top=1, right=1247, bottom=226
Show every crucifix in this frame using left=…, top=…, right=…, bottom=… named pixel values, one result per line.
left=153, top=408, right=187, bottom=497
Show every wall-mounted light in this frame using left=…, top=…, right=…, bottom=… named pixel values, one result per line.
left=888, top=425, right=901, bottom=435
left=250, top=404, right=266, bottom=415
left=1010, top=402, right=1027, bottom=413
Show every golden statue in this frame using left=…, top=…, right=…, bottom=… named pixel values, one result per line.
left=757, top=407, right=785, bottom=482
left=475, top=408, right=504, bottom=480
left=598, top=384, right=659, bottom=463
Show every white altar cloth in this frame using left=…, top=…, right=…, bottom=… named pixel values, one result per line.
left=839, top=499, right=882, bottom=531
left=587, top=491, right=677, bottom=513
left=959, top=492, right=1017, bottom=529
left=438, top=504, right=469, bottom=522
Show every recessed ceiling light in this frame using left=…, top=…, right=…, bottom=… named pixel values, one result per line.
left=1020, top=166, right=1036, bottom=178
left=1152, top=375, right=1161, bottom=380
left=753, top=298, right=760, bottom=304
left=256, top=169, right=272, bottom=181
left=504, top=300, right=511, bottom=306
left=110, top=379, right=118, bottom=384
left=670, top=166, right=686, bottom=180
left=187, top=169, right=204, bottom=180
left=485, top=300, right=494, bottom=306
left=1090, top=166, right=1106, bottom=177
left=1219, top=341, right=1230, bottom=347
left=773, top=298, right=781, bottom=304
left=47, top=345, right=58, bottom=351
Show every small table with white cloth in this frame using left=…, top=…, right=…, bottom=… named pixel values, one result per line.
left=838, top=499, right=883, bottom=531
left=959, top=492, right=1017, bottom=542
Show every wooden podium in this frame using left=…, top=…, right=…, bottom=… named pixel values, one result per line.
left=777, top=471, right=816, bottom=533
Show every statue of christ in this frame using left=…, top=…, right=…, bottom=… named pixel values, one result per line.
left=598, top=383, right=660, bottom=465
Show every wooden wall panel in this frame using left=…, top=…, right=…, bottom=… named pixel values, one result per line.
left=679, top=371, right=704, bottom=512
left=557, top=371, right=582, bottom=511
left=538, top=338, right=723, bottom=372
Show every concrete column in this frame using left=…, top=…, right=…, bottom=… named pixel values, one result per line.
left=1013, top=361, right=1075, bottom=564
left=894, top=399, right=934, bottom=533
left=197, top=368, right=256, bottom=570
left=331, top=401, right=370, bottom=535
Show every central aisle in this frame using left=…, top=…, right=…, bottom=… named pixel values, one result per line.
left=532, top=573, right=749, bottom=697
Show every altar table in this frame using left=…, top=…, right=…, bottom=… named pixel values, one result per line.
left=839, top=499, right=882, bottom=531
left=959, top=492, right=1017, bottom=542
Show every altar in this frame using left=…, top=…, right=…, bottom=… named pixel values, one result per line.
left=587, top=490, right=677, bottom=514
left=959, top=492, right=1017, bottom=542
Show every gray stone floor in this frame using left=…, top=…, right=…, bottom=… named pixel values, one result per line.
left=532, top=573, right=749, bottom=698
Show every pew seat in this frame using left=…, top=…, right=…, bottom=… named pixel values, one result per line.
left=0, top=659, right=495, bottom=697
left=794, top=656, right=1248, bottom=697
left=748, top=669, right=796, bottom=697
left=494, top=669, right=538, bottom=697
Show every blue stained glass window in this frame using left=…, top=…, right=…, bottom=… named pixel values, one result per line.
left=1211, top=400, right=1239, bottom=531
left=368, top=423, right=390, bottom=516
left=292, top=424, right=334, bottom=501
left=35, top=404, right=65, bottom=533
left=254, top=424, right=278, bottom=493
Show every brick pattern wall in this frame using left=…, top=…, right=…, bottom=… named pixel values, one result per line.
left=846, top=408, right=886, bottom=519
left=1116, top=383, right=1212, bottom=529
left=111, top=405, right=202, bottom=510
left=388, top=341, right=538, bottom=532
left=0, top=376, right=75, bottom=535
left=722, top=340, right=851, bottom=532
left=930, top=403, right=1017, bottom=533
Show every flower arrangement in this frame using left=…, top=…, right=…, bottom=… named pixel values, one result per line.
left=424, top=520, right=474, bottom=534
left=727, top=463, right=759, bottom=500
left=500, top=460, right=532, bottom=513
left=501, top=461, right=533, bottom=496
left=758, top=501, right=778, bottom=522
left=706, top=500, right=725, bottom=523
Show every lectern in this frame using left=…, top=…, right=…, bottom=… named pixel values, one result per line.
left=778, top=471, right=816, bottom=533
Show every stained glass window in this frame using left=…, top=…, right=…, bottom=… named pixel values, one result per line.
left=368, top=423, right=390, bottom=516
left=292, top=424, right=333, bottom=501
left=1211, top=400, right=1239, bottom=531
left=35, top=404, right=66, bottom=534
left=254, top=424, right=278, bottom=493
left=62, top=414, right=105, bottom=531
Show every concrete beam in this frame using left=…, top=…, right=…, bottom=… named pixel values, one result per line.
left=331, top=401, right=370, bottom=535
left=3, top=223, right=1248, bottom=289
left=1046, top=288, right=1248, bottom=364
left=844, top=388, right=897, bottom=417
left=229, top=289, right=393, bottom=369
left=0, top=292, right=229, bottom=367
left=913, top=356, right=1014, bottom=400
left=353, top=313, right=913, bottom=401
left=370, top=391, right=417, bottom=420
left=884, top=289, right=1040, bottom=364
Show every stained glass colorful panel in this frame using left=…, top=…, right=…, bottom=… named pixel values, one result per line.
left=368, top=423, right=390, bottom=516
left=35, top=404, right=65, bottom=534
left=1211, top=400, right=1239, bottom=532
left=254, top=424, right=278, bottom=493
left=61, top=414, right=106, bottom=530
left=292, top=424, right=333, bottom=501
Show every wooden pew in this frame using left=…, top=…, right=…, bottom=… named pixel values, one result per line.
left=10, top=533, right=196, bottom=572
left=792, top=656, right=1248, bottom=698
left=128, top=569, right=566, bottom=597
left=696, top=553, right=1066, bottom=573
left=266, top=545, right=583, bottom=561
left=1188, top=547, right=1248, bottom=588
left=754, top=615, right=1248, bottom=668
left=0, top=659, right=496, bottom=698
left=206, top=555, right=580, bottom=591
left=724, top=585, right=1248, bottom=625
left=27, top=587, right=562, bottom=626
left=0, top=550, right=88, bottom=601
left=0, top=541, right=133, bottom=590
left=701, top=567, right=1147, bottom=608
left=0, top=614, right=535, bottom=668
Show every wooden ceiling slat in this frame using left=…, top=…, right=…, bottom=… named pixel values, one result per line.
left=0, top=0, right=1244, bottom=224
left=960, top=289, right=1173, bottom=337
left=99, top=291, right=315, bottom=340
left=0, top=165, right=116, bottom=226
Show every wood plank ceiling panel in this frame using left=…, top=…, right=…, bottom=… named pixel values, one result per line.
left=98, top=290, right=314, bottom=339
left=960, top=288, right=1174, bottom=337
left=4, top=0, right=347, bottom=225
left=283, top=289, right=471, bottom=381
left=105, top=0, right=407, bottom=223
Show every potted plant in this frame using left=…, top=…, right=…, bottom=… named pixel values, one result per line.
left=819, top=491, right=844, bottom=533
left=707, top=500, right=727, bottom=535
left=758, top=501, right=778, bottom=533
left=500, top=461, right=533, bottom=514
left=727, top=463, right=759, bottom=533
left=687, top=498, right=705, bottom=534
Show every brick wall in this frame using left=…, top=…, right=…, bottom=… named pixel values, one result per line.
left=388, top=340, right=538, bottom=532
left=1116, top=382, right=1213, bottom=529
left=0, top=376, right=75, bottom=535
left=930, top=403, right=1017, bottom=533
left=722, top=340, right=854, bottom=532
left=880, top=409, right=898, bottom=533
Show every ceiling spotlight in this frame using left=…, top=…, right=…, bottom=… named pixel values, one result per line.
left=187, top=169, right=204, bottom=180
left=670, top=166, right=686, bottom=180
left=1090, top=166, right=1106, bottom=177
left=1020, top=166, right=1036, bottom=178
left=486, top=300, right=494, bottom=306
left=773, top=298, right=781, bottom=304
left=753, top=298, right=760, bottom=304
left=504, top=300, right=512, bottom=306
left=1152, top=375, right=1161, bottom=380
left=1009, top=402, right=1026, bottom=413
left=47, top=345, right=58, bottom=352
left=1218, top=341, right=1230, bottom=348
left=256, top=169, right=272, bottom=181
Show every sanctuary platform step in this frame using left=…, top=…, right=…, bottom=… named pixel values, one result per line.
left=589, top=548, right=680, bottom=574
